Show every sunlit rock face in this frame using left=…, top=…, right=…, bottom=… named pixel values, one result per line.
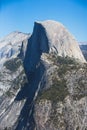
left=0, top=32, right=30, bottom=96
left=24, top=20, right=86, bottom=75
left=33, top=20, right=86, bottom=62
left=0, top=32, right=31, bottom=130
left=0, top=31, right=30, bottom=68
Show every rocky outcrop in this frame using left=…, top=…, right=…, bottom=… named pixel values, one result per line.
left=0, top=31, right=30, bottom=68
left=0, top=32, right=31, bottom=130
left=0, top=32, right=30, bottom=96
left=34, top=54, right=87, bottom=130
left=0, top=57, right=28, bottom=129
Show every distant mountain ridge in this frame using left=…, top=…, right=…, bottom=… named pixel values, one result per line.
left=79, top=42, right=87, bottom=45
left=0, top=31, right=30, bottom=68
left=80, top=44, right=87, bottom=61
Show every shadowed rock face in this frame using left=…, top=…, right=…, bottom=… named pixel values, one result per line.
left=24, top=22, right=49, bottom=75
left=24, top=20, right=86, bottom=75
left=80, top=44, right=87, bottom=61
left=24, top=20, right=85, bottom=75
left=38, top=20, right=85, bottom=62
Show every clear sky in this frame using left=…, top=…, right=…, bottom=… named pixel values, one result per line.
left=0, top=0, right=87, bottom=41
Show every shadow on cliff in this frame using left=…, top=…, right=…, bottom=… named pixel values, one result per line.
left=14, top=62, right=45, bottom=130
left=14, top=23, right=49, bottom=130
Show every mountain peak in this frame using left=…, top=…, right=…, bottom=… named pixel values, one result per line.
left=31, top=20, right=86, bottom=62
left=0, top=31, right=30, bottom=48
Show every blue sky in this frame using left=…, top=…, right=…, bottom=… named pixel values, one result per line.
left=0, top=0, right=87, bottom=41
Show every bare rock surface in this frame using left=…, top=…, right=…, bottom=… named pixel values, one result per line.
left=31, top=20, right=86, bottom=62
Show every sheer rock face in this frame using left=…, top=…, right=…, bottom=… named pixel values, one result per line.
left=24, top=20, right=86, bottom=76
left=32, top=20, right=86, bottom=62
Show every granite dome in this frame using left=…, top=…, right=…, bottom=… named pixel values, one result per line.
left=33, top=20, right=86, bottom=62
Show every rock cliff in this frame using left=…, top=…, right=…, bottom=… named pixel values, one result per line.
left=24, top=20, right=86, bottom=77
left=0, top=20, right=87, bottom=130
left=0, top=31, right=30, bottom=68
left=30, top=20, right=85, bottom=62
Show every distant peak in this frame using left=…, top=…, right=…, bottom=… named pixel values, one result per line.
left=79, top=42, right=87, bottom=45
left=9, top=31, right=30, bottom=35
left=12, top=31, right=22, bottom=34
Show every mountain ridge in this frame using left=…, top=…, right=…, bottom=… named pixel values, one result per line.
left=0, top=32, right=30, bottom=68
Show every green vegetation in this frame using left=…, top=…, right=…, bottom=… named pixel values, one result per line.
left=5, top=69, right=27, bottom=97
left=57, top=63, right=79, bottom=78
left=6, top=90, right=13, bottom=97
left=73, top=94, right=86, bottom=100
left=11, top=69, right=27, bottom=90
left=37, top=55, right=77, bottom=102
left=36, top=53, right=87, bottom=128
left=56, top=55, right=76, bottom=65
left=76, top=126, right=79, bottom=130
left=48, top=54, right=76, bottom=65
left=4, top=127, right=11, bottom=130
left=37, top=53, right=86, bottom=102
left=37, top=77, right=68, bottom=102
left=83, top=63, right=87, bottom=71
left=48, top=54, right=80, bottom=77
left=4, top=58, right=22, bottom=72
left=58, top=64, right=67, bottom=77
left=73, top=78, right=87, bottom=100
